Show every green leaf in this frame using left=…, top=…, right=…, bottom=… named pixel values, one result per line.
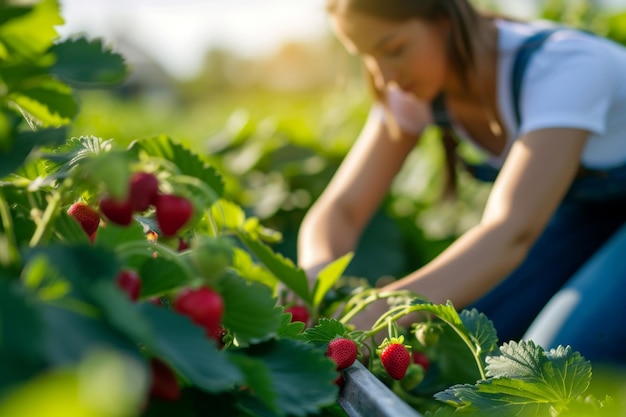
left=38, top=302, right=143, bottom=366
left=228, top=354, right=278, bottom=413
left=303, top=318, right=350, bottom=345
left=220, top=273, right=283, bottom=344
left=23, top=244, right=122, bottom=292
left=210, top=199, right=246, bottom=231
left=435, top=382, right=552, bottom=416
left=236, top=231, right=310, bottom=303
left=0, top=280, right=45, bottom=392
left=138, top=302, right=243, bottom=393
left=231, top=247, right=277, bottom=288
left=131, top=135, right=224, bottom=198
left=45, top=136, right=112, bottom=177
left=0, top=127, right=66, bottom=178
left=0, top=0, right=63, bottom=60
left=312, top=252, right=353, bottom=308
left=138, top=256, right=194, bottom=298
left=7, top=78, right=78, bottom=127
left=459, top=308, right=499, bottom=359
left=433, top=341, right=594, bottom=416
left=276, top=309, right=307, bottom=339
left=50, top=37, right=128, bottom=88
left=485, top=341, right=592, bottom=401
left=93, top=221, right=146, bottom=250
left=86, top=280, right=154, bottom=346
left=242, top=339, right=338, bottom=417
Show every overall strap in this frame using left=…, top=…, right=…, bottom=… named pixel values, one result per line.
left=511, top=28, right=564, bottom=127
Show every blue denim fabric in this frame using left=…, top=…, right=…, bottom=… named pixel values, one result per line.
left=466, top=164, right=626, bottom=365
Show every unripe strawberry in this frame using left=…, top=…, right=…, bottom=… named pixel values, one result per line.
left=174, top=286, right=224, bottom=333
left=326, top=337, right=358, bottom=370
left=148, top=358, right=180, bottom=401
left=400, top=363, right=425, bottom=391
left=285, top=305, right=309, bottom=325
left=99, top=196, right=133, bottom=226
left=380, top=343, right=411, bottom=380
left=115, top=269, right=142, bottom=301
left=155, top=194, right=193, bottom=237
left=414, top=322, right=443, bottom=347
left=191, top=236, right=233, bottom=279
left=128, top=171, right=159, bottom=212
left=67, top=202, right=100, bottom=235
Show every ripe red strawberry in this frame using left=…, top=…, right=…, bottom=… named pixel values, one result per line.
left=174, top=286, right=224, bottom=333
left=129, top=171, right=159, bottom=212
left=148, top=358, right=180, bottom=401
left=115, top=269, right=142, bottom=301
left=380, top=343, right=411, bottom=380
left=207, top=325, right=227, bottom=348
left=177, top=238, right=190, bottom=251
left=67, top=202, right=100, bottom=235
left=285, top=305, right=309, bottom=325
left=155, top=194, right=193, bottom=237
left=411, top=351, right=431, bottom=371
left=99, top=196, right=133, bottom=226
left=326, top=337, right=358, bottom=370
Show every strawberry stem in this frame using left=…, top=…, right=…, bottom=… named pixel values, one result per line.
left=29, top=189, right=63, bottom=247
left=0, top=189, right=21, bottom=265
left=362, top=304, right=487, bottom=380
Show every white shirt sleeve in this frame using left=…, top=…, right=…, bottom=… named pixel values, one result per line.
left=519, top=33, right=615, bottom=137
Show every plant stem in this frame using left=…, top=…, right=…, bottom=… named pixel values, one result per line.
left=29, top=190, right=63, bottom=247
left=362, top=304, right=487, bottom=380
left=0, top=189, right=21, bottom=265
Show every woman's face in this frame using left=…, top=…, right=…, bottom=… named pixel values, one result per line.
left=330, top=10, right=450, bottom=102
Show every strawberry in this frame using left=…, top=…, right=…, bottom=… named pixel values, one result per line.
left=177, top=238, right=190, bottom=252
left=148, top=358, right=180, bottom=401
left=174, top=286, right=224, bottom=333
left=191, top=236, right=233, bottom=279
left=285, top=305, right=309, bottom=325
left=115, top=269, right=142, bottom=301
left=129, top=171, right=159, bottom=212
left=380, top=342, right=411, bottom=380
left=99, top=196, right=133, bottom=226
left=414, top=322, right=442, bottom=347
left=411, top=351, right=431, bottom=371
left=207, top=325, right=227, bottom=349
left=67, top=202, right=100, bottom=235
left=326, top=337, right=358, bottom=370
left=400, top=363, right=425, bottom=391
left=155, top=194, right=193, bottom=237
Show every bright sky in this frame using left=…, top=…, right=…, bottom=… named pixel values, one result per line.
left=56, top=0, right=624, bottom=80
left=56, top=0, right=331, bottom=79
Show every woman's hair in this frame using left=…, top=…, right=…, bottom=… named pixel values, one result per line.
left=326, top=0, right=488, bottom=199
left=326, top=0, right=484, bottom=90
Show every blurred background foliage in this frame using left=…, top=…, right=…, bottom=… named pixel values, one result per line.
left=68, top=0, right=626, bottom=286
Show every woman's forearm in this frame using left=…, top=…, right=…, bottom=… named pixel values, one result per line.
left=297, top=200, right=362, bottom=279
left=387, top=221, right=532, bottom=310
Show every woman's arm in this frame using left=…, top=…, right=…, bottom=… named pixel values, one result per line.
left=297, top=107, right=421, bottom=281
left=350, top=127, right=590, bottom=330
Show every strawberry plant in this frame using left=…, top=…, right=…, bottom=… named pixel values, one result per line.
left=1, top=2, right=623, bottom=417
left=0, top=2, right=350, bottom=416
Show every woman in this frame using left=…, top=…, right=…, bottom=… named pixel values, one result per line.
left=297, top=0, right=626, bottom=365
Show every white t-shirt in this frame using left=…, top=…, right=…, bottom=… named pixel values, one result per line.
left=378, top=19, right=626, bottom=170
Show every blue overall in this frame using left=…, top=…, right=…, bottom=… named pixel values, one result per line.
left=437, top=29, right=626, bottom=365
left=466, top=164, right=626, bottom=366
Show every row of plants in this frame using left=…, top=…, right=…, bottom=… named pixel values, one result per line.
left=1, top=1, right=624, bottom=417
